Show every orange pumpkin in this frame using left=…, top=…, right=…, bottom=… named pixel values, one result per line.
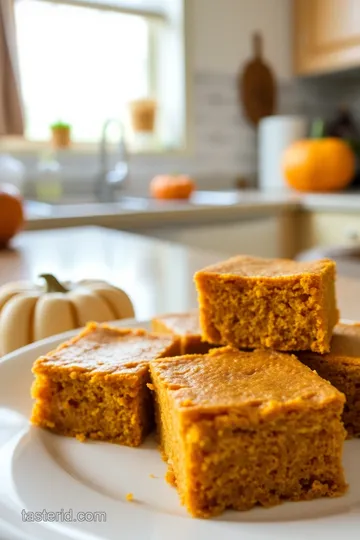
left=150, top=174, right=195, bottom=200
left=0, top=184, right=24, bottom=248
left=282, top=138, right=355, bottom=192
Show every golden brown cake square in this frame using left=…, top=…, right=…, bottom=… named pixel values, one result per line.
left=150, top=347, right=347, bottom=518
left=151, top=311, right=214, bottom=354
left=299, top=322, right=360, bottom=438
left=31, top=322, right=180, bottom=446
left=194, top=255, right=338, bottom=353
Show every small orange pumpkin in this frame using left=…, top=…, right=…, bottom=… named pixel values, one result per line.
left=0, top=184, right=24, bottom=249
left=150, top=174, right=195, bottom=200
left=282, top=138, right=355, bottom=192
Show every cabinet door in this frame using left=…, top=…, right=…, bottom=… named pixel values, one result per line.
left=137, top=216, right=288, bottom=258
left=294, top=0, right=360, bottom=75
left=298, top=212, right=360, bottom=249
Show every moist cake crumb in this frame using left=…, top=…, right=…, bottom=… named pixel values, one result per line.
left=150, top=346, right=347, bottom=518
left=194, top=255, right=338, bottom=353
left=299, top=321, right=360, bottom=438
left=152, top=311, right=215, bottom=354
left=31, top=322, right=180, bottom=447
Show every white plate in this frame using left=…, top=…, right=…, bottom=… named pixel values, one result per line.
left=0, top=319, right=359, bottom=540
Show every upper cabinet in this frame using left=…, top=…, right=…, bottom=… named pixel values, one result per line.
left=294, top=0, right=360, bottom=75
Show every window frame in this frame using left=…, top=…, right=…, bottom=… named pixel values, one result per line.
left=5, top=0, right=190, bottom=156
left=28, top=0, right=168, bottom=23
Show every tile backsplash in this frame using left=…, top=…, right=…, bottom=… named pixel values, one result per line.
left=23, top=69, right=360, bottom=197
left=192, top=72, right=257, bottom=180
left=191, top=70, right=360, bottom=186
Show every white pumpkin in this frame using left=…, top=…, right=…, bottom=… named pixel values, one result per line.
left=0, top=274, right=135, bottom=355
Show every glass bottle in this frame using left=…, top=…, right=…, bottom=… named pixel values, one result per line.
left=35, top=151, right=63, bottom=202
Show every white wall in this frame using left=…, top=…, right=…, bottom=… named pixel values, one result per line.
left=191, top=0, right=292, bottom=80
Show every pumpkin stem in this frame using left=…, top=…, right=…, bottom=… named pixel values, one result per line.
left=311, top=118, right=326, bottom=139
left=39, top=274, right=68, bottom=293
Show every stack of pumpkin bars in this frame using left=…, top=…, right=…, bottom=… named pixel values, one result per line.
left=31, top=255, right=360, bottom=518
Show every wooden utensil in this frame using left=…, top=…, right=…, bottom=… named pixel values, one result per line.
left=239, top=32, right=276, bottom=126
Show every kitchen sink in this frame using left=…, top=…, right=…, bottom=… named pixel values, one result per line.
left=25, top=196, right=152, bottom=217
left=25, top=191, right=245, bottom=218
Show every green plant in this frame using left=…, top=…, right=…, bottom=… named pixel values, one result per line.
left=50, top=121, right=71, bottom=130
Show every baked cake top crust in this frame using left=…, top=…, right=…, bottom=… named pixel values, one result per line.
left=150, top=346, right=344, bottom=415
left=33, top=322, right=178, bottom=376
left=194, top=255, right=334, bottom=279
left=153, top=311, right=201, bottom=336
left=301, top=322, right=360, bottom=365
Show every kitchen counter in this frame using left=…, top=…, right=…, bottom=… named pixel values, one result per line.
left=0, top=226, right=220, bottom=320
left=24, top=191, right=299, bottom=231
left=24, top=191, right=360, bottom=232
left=301, top=192, right=360, bottom=212
left=1, top=226, right=360, bottom=321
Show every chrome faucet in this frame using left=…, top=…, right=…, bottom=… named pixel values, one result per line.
left=95, top=119, right=129, bottom=202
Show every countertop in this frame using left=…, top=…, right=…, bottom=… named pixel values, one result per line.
left=1, top=226, right=360, bottom=321
left=24, top=191, right=360, bottom=232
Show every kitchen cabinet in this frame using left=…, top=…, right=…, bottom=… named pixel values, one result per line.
left=297, top=212, right=360, bottom=251
left=294, top=0, right=360, bottom=75
left=137, top=214, right=294, bottom=258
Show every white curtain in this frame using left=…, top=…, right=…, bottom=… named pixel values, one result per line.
left=0, top=0, right=24, bottom=135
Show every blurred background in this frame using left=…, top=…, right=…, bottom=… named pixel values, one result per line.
left=2, top=0, right=360, bottom=264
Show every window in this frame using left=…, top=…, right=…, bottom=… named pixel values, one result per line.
left=13, top=0, right=186, bottom=150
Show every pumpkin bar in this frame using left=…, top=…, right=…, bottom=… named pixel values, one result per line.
left=299, top=322, right=360, bottom=438
left=194, top=255, right=338, bottom=353
left=31, top=322, right=180, bottom=447
left=150, top=347, right=347, bottom=518
left=151, top=311, right=214, bottom=354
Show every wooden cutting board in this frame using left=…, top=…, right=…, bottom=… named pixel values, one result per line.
left=238, top=33, right=276, bottom=126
